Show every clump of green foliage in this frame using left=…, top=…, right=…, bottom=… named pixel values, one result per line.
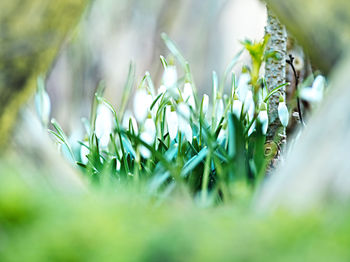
left=44, top=34, right=289, bottom=204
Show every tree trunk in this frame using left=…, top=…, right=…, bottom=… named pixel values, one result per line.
left=264, top=7, right=287, bottom=168
left=258, top=0, right=350, bottom=211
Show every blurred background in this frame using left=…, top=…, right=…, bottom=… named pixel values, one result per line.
left=47, top=0, right=266, bottom=134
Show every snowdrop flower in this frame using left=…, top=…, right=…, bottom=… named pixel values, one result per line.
left=133, top=88, right=153, bottom=123
left=244, top=90, right=255, bottom=121
left=216, top=98, right=224, bottom=122
left=166, top=106, right=178, bottom=140
left=232, top=94, right=243, bottom=118
left=158, top=85, right=167, bottom=95
left=248, top=122, right=256, bottom=137
left=278, top=96, right=289, bottom=127
left=183, top=82, right=196, bottom=109
left=177, top=102, right=192, bottom=143
left=300, top=75, right=326, bottom=103
left=35, top=86, right=51, bottom=126
left=236, top=73, right=250, bottom=101
left=140, top=118, right=156, bottom=158
left=202, top=94, right=209, bottom=114
left=258, top=103, right=268, bottom=135
left=163, top=65, right=177, bottom=88
left=95, top=103, right=113, bottom=147
left=80, top=141, right=89, bottom=165
left=122, top=110, right=138, bottom=133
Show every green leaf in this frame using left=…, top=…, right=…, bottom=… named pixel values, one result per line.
left=181, top=147, right=208, bottom=177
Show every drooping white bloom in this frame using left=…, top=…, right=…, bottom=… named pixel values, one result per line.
left=158, top=85, right=167, bottom=95
left=232, top=95, right=243, bottom=118
left=236, top=73, right=250, bottom=101
left=183, top=82, right=196, bottom=109
left=177, top=102, right=192, bottom=143
left=300, top=75, right=326, bottom=103
left=80, top=141, right=89, bottom=165
left=243, top=90, right=255, bottom=122
left=166, top=106, right=178, bottom=140
left=163, top=66, right=177, bottom=88
left=95, top=103, right=113, bottom=147
left=258, top=103, right=268, bottom=135
left=216, top=98, right=224, bottom=122
left=35, top=88, right=51, bottom=126
left=133, top=89, right=153, bottom=123
left=278, top=101, right=289, bottom=127
left=248, top=122, right=256, bottom=137
left=140, top=118, right=156, bottom=158
left=122, top=110, right=138, bottom=133
left=202, top=94, right=209, bottom=114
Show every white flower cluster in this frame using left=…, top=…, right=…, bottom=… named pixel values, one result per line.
left=81, top=67, right=327, bottom=164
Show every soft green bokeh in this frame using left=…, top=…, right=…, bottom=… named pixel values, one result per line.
left=1, top=167, right=350, bottom=262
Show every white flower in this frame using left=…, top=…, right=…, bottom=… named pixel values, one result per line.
left=248, top=122, right=256, bottom=137
left=133, top=89, right=153, bottom=123
left=80, top=141, right=89, bottom=165
left=183, top=82, right=196, bottom=109
left=163, top=66, right=177, bottom=88
left=258, top=104, right=268, bottom=135
left=177, top=103, right=192, bottom=143
left=140, top=118, right=156, bottom=158
left=278, top=101, right=289, bottom=127
left=300, top=75, right=326, bottom=103
left=122, top=110, right=138, bottom=133
left=95, top=103, right=113, bottom=147
left=202, top=94, right=209, bottom=114
left=216, top=98, right=224, bottom=122
left=158, top=85, right=166, bottom=95
left=166, top=106, right=178, bottom=140
left=35, top=88, right=51, bottom=126
left=232, top=96, right=243, bottom=118
left=237, top=73, right=250, bottom=101
left=244, top=90, right=255, bottom=121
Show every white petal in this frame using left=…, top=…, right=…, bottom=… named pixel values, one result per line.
left=312, top=75, right=326, bottom=92
left=133, top=89, right=153, bottom=123
left=95, top=104, right=113, bottom=147
left=202, top=94, right=209, bottom=114
left=139, top=118, right=156, bottom=159
left=278, top=102, right=289, bottom=127
left=80, top=141, right=89, bottom=165
left=216, top=98, right=224, bottom=121
left=237, top=73, right=250, bottom=101
left=258, top=110, right=268, bottom=135
left=163, top=66, right=177, bottom=88
left=248, top=121, right=256, bottom=136
left=183, top=82, right=196, bottom=109
left=177, top=103, right=192, bottom=143
left=232, top=99, right=242, bottom=118
left=158, top=85, right=166, bottom=95
left=35, top=90, right=51, bottom=125
left=166, top=107, right=178, bottom=140
left=244, top=90, right=254, bottom=115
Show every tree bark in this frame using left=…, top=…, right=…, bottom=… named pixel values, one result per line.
left=264, top=7, right=287, bottom=167
left=257, top=0, right=350, bottom=211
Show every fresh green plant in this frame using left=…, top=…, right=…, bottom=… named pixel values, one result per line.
left=44, top=34, right=294, bottom=204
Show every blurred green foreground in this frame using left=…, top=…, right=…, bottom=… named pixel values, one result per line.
left=1, top=165, right=350, bottom=262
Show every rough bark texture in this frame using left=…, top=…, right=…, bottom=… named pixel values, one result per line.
left=264, top=7, right=287, bottom=167
left=257, top=0, right=350, bottom=211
